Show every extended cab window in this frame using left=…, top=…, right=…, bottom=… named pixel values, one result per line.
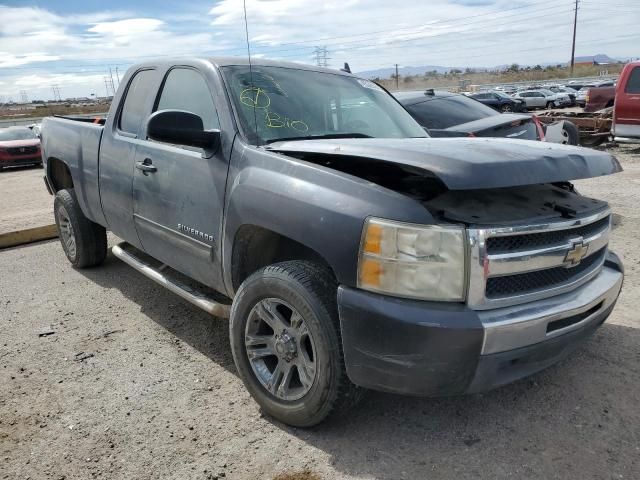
left=119, top=69, right=155, bottom=134
left=625, top=67, right=640, bottom=94
left=155, top=68, right=219, bottom=130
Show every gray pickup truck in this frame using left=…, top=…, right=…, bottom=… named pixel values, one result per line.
left=41, top=57, right=624, bottom=427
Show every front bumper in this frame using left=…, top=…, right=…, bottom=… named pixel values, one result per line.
left=338, top=252, right=623, bottom=396
left=0, top=153, right=42, bottom=167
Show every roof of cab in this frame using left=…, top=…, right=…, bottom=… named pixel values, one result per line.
left=130, top=56, right=354, bottom=77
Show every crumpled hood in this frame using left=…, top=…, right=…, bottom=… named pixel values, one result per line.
left=267, top=137, right=622, bottom=190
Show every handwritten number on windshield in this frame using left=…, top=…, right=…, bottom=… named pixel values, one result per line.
left=240, top=87, right=271, bottom=110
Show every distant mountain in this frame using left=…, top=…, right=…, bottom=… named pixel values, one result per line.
left=355, top=65, right=457, bottom=79
left=573, top=54, right=620, bottom=64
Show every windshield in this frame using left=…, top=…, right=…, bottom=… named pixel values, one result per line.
left=494, top=91, right=512, bottom=99
left=403, top=94, right=496, bottom=129
left=0, top=128, right=38, bottom=141
left=221, top=65, right=427, bottom=144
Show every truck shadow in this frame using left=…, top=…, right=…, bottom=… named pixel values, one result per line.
left=79, top=249, right=237, bottom=375
left=79, top=249, right=639, bottom=479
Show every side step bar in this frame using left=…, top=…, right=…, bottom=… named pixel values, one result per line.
left=112, top=243, right=231, bottom=318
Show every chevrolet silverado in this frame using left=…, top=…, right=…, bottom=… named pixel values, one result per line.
left=41, top=58, right=624, bottom=427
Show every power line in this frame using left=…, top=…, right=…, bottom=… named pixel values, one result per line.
left=346, top=32, right=640, bottom=69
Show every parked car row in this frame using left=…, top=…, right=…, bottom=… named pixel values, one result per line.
left=394, top=89, right=579, bottom=146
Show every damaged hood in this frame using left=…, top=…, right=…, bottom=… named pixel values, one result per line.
left=266, top=137, right=622, bottom=190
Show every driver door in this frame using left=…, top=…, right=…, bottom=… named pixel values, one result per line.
left=132, top=66, right=228, bottom=292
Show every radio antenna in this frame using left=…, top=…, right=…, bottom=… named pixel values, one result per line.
left=243, top=0, right=260, bottom=146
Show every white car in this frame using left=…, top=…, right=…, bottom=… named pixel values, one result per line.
left=540, top=89, right=572, bottom=108
left=513, top=89, right=570, bottom=109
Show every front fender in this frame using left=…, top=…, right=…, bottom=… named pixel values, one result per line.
left=222, top=146, right=434, bottom=294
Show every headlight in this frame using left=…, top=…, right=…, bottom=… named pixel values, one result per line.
left=357, top=217, right=466, bottom=301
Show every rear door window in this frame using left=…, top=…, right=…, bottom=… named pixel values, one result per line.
left=154, top=68, right=219, bottom=130
left=119, top=69, right=156, bottom=135
left=625, top=67, right=640, bottom=94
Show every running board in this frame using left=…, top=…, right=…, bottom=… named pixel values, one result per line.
left=111, top=243, right=231, bottom=318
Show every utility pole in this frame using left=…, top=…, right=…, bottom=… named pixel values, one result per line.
left=570, top=0, right=579, bottom=76
left=115, top=67, right=120, bottom=87
left=395, top=64, right=399, bottom=90
left=19, top=90, right=28, bottom=103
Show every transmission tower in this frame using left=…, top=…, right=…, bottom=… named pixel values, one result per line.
left=51, top=85, right=62, bottom=102
left=103, top=76, right=116, bottom=97
left=20, top=90, right=28, bottom=103
left=313, top=46, right=330, bottom=67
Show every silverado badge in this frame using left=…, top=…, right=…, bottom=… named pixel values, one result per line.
left=177, top=223, right=213, bottom=242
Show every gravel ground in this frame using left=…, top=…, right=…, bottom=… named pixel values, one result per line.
left=1, top=144, right=639, bottom=480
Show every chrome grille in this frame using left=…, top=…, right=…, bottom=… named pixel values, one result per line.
left=485, top=216, right=611, bottom=254
left=467, top=210, right=611, bottom=310
left=485, top=247, right=606, bottom=298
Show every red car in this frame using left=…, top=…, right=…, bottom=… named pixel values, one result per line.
left=614, top=62, right=640, bottom=140
left=0, top=126, right=42, bottom=171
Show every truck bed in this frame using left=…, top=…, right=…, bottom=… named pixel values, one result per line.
left=41, top=116, right=105, bottom=225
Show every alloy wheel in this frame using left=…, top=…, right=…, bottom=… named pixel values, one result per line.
left=57, top=205, right=77, bottom=259
left=245, top=298, right=317, bottom=401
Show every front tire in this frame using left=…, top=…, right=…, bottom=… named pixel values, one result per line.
left=546, top=101, right=554, bottom=110
left=500, top=104, right=513, bottom=113
left=230, top=261, right=360, bottom=427
left=54, top=188, right=107, bottom=268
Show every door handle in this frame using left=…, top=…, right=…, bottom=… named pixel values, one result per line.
left=135, top=159, right=157, bottom=174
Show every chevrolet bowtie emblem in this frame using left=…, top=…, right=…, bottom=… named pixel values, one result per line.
left=565, top=240, right=589, bottom=266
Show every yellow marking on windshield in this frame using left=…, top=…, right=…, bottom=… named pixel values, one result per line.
left=240, top=87, right=270, bottom=109
left=239, top=86, right=309, bottom=132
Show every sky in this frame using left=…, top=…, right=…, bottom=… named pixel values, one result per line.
left=0, top=0, right=639, bottom=100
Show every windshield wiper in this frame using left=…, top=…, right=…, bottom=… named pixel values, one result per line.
left=265, top=133, right=372, bottom=144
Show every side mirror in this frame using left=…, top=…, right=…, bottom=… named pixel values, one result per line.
left=146, top=110, right=220, bottom=151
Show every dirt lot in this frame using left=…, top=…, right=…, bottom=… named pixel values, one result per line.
left=1, top=144, right=639, bottom=480
left=0, top=166, right=53, bottom=235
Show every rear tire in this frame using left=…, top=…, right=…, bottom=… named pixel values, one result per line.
left=580, top=136, right=606, bottom=148
left=54, top=188, right=107, bottom=268
left=560, top=121, right=580, bottom=146
left=230, top=261, right=361, bottom=427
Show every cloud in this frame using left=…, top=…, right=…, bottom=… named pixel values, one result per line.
left=0, top=0, right=639, bottom=100
left=87, top=18, right=164, bottom=37
left=0, top=53, right=61, bottom=68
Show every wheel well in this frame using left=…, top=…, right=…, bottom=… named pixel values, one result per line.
left=48, top=158, right=73, bottom=191
left=231, top=225, right=335, bottom=291
left=605, top=100, right=614, bottom=108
